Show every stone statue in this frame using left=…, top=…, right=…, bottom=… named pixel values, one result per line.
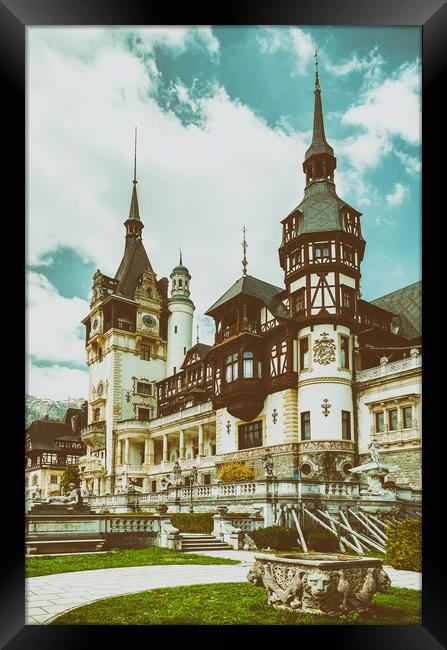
left=368, top=439, right=381, bottom=465
left=47, top=483, right=80, bottom=505
left=33, top=486, right=41, bottom=500
left=172, top=461, right=182, bottom=486
left=262, top=452, right=274, bottom=478
left=243, top=534, right=258, bottom=551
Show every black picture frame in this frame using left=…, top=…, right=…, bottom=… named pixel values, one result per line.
left=5, top=0, right=446, bottom=647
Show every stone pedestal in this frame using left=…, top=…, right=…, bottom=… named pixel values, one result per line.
left=249, top=553, right=391, bottom=615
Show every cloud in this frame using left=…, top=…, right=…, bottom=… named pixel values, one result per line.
left=28, top=28, right=309, bottom=358
left=393, top=149, right=421, bottom=175
left=386, top=183, right=409, bottom=207
left=27, top=362, right=88, bottom=400
left=256, top=27, right=315, bottom=75
left=27, top=272, right=89, bottom=365
left=342, top=61, right=421, bottom=145
left=324, top=46, right=385, bottom=86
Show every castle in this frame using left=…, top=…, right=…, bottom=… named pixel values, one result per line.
left=77, top=61, right=421, bottom=504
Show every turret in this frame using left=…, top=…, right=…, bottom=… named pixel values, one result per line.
left=166, top=252, right=195, bottom=375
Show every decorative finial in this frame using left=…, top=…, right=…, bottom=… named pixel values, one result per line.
left=133, top=126, right=137, bottom=185
left=179, top=247, right=182, bottom=265
left=196, top=323, right=199, bottom=344
left=241, top=226, right=248, bottom=276
left=314, top=47, right=320, bottom=90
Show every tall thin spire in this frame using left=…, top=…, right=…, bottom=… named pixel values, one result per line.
left=241, top=226, right=248, bottom=276
left=179, top=247, right=183, bottom=265
left=196, top=323, right=199, bottom=344
left=304, top=49, right=334, bottom=162
left=128, top=126, right=140, bottom=220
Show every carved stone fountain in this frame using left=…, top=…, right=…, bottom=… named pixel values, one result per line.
left=247, top=553, right=391, bottom=615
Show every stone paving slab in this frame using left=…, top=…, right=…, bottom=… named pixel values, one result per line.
left=25, top=551, right=422, bottom=625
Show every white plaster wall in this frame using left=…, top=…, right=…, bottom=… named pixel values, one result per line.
left=357, top=374, right=422, bottom=453
left=297, top=323, right=353, bottom=441
left=166, top=301, right=194, bottom=375
left=339, top=273, right=356, bottom=289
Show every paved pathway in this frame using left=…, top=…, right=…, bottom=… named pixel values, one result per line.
left=26, top=551, right=422, bottom=625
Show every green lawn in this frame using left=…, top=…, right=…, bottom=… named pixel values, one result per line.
left=26, top=547, right=239, bottom=578
left=51, top=583, right=421, bottom=626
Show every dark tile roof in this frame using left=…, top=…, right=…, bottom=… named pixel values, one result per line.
left=292, top=179, right=362, bottom=236
left=205, top=275, right=289, bottom=320
left=180, top=343, right=212, bottom=369
left=26, top=420, right=82, bottom=450
left=114, top=238, right=153, bottom=299
left=370, top=281, right=421, bottom=340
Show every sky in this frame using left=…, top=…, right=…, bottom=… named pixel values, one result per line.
left=26, top=26, right=421, bottom=400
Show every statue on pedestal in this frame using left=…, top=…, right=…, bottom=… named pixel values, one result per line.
left=368, top=439, right=381, bottom=465
left=47, top=483, right=80, bottom=505
left=262, top=452, right=274, bottom=478
left=172, top=461, right=183, bottom=486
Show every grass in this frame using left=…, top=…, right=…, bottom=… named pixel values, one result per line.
left=25, top=547, right=239, bottom=578
left=51, top=583, right=421, bottom=625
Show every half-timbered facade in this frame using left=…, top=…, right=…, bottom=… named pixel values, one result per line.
left=76, top=62, right=421, bottom=497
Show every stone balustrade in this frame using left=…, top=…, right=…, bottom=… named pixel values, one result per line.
left=149, top=401, right=214, bottom=428
left=356, top=355, right=421, bottom=383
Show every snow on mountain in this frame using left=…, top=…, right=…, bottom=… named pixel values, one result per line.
left=25, top=395, right=85, bottom=429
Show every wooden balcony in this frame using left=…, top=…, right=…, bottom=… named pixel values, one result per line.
left=216, top=321, right=260, bottom=344
left=214, top=377, right=266, bottom=421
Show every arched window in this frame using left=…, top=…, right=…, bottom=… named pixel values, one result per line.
left=179, top=279, right=183, bottom=288
left=243, top=351, right=253, bottom=378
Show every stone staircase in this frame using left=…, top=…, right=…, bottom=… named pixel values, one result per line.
left=180, top=533, right=233, bottom=552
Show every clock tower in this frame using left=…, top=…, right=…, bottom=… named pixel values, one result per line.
left=81, top=135, right=168, bottom=494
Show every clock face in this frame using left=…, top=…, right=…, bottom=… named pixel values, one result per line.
left=97, top=382, right=104, bottom=397
left=92, top=318, right=98, bottom=330
left=142, top=314, right=157, bottom=328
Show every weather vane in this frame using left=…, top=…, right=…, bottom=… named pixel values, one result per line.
left=133, top=126, right=137, bottom=185
left=314, top=47, right=320, bottom=89
left=242, top=226, right=248, bottom=276
left=196, top=323, right=200, bottom=344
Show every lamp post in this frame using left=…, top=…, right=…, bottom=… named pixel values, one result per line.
left=189, top=465, right=198, bottom=513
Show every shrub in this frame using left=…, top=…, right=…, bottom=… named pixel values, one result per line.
left=60, top=465, right=80, bottom=494
left=307, top=531, right=339, bottom=552
left=171, top=513, right=214, bottom=534
left=217, top=462, right=255, bottom=483
left=250, top=526, right=297, bottom=551
left=386, top=517, right=421, bottom=572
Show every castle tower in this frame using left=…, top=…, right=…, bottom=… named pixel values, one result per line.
left=81, top=131, right=168, bottom=494
left=166, top=252, right=195, bottom=375
left=278, top=53, right=366, bottom=481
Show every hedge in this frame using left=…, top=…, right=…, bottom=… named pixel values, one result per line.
left=171, top=513, right=214, bottom=534
left=171, top=512, right=253, bottom=534
left=386, top=517, right=421, bottom=572
left=249, top=526, right=297, bottom=551
left=306, top=531, right=339, bottom=552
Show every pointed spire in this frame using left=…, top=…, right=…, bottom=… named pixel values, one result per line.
left=179, top=247, right=183, bottom=266
left=196, top=323, right=199, bottom=344
left=241, top=226, right=248, bottom=276
left=128, top=126, right=140, bottom=220
left=304, top=49, right=334, bottom=162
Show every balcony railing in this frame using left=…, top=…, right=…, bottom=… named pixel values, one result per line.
left=104, top=320, right=136, bottom=333
left=356, top=355, right=422, bottom=383
left=116, top=419, right=151, bottom=433
left=81, top=421, right=106, bottom=435
left=216, top=321, right=260, bottom=344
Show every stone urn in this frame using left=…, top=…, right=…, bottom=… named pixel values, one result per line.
left=248, top=553, right=391, bottom=615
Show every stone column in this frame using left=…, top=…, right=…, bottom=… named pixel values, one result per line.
left=143, top=477, right=150, bottom=493
left=117, top=439, right=122, bottom=466
left=124, top=438, right=129, bottom=465
left=148, top=438, right=155, bottom=465
left=144, top=438, right=150, bottom=465
left=198, top=425, right=204, bottom=457
left=179, top=430, right=185, bottom=460
left=163, top=434, right=168, bottom=463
